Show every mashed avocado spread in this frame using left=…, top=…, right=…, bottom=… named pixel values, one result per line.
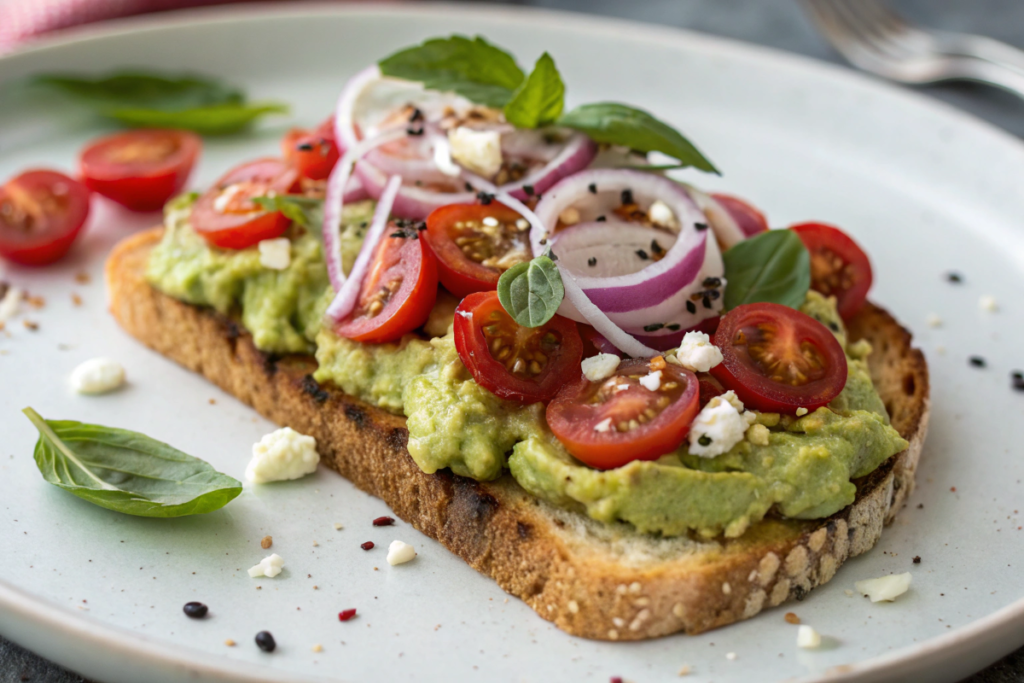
left=147, top=197, right=908, bottom=538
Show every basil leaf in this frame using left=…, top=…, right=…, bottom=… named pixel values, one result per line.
left=379, top=35, right=525, bottom=108
left=253, top=195, right=323, bottom=229
left=23, top=408, right=242, bottom=518
left=32, top=71, right=243, bottom=110
left=105, top=101, right=289, bottom=135
left=503, top=52, right=565, bottom=129
left=722, top=229, right=811, bottom=310
left=557, top=102, right=718, bottom=174
left=497, top=255, right=565, bottom=328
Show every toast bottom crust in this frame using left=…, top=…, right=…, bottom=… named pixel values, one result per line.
left=106, top=228, right=930, bottom=640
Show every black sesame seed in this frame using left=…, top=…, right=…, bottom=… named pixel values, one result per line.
left=706, top=289, right=720, bottom=300
left=969, top=356, right=987, bottom=368
left=1013, top=376, right=1024, bottom=392
left=587, top=183, right=597, bottom=194
left=686, top=301, right=697, bottom=314
left=255, top=631, right=276, bottom=653
left=667, top=324, right=681, bottom=331
left=295, top=142, right=314, bottom=152
left=1013, top=371, right=1024, bottom=380
left=464, top=182, right=474, bottom=192
left=588, top=257, right=597, bottom=267
left=698, top=435, right=712, bottom=446
left=651, top=240, right=664, bottom=255
left=596, top=215, right=607, bottom=222
left=405, top=127, right=424, bottom=136
left=829, top=321, right=840, bottom=332
left=183, top=602, right=208, bottom=619
left=702, top=295, right=712, bottom=309
left=694, top=222, right=709, bottom=231
left=635, top=249, right=649, bottom=260
left=476, top=192, right=494, bottom=205
left=549, top=250, right=559, bottom=262
left=523, top=185, right=535, bottom=196
left=946, top=272, right=963, bottom=283
left=621, top=189, right=634, bottom=205
left=702, top=276, right=721, bottom=288
left=409, top=107, right=424, bottom=122
left=644, top=323, right=664, bottom=332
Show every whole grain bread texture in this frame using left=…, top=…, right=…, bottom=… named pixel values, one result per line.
left=106, top=228, right=930, bottom=641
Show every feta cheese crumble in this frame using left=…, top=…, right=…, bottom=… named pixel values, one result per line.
left=647, top=200, right=677, bottom=229
left=855, top=572, right=912, bottom=602
left=926, top=313, right=943, bottom=328
left=258, top=238, right=291, bottom=270
left=668, top=332, right=723, bottom=372
left=245, top=427, right=320, bottom=484
left=69, top=358, right=126, bottom=395
left=796, top=625, right=822, bottom=649
left=386, top=540, right=417, bottom=566
left=979, top=295, right=998, bottom=312
left=582, top=353, right=621, bottom=382
left=639, top=370, right=662, bottom=392
left=448, top=126, right=503, bottom=178
left=247, top=553, right=284, bottom=578
left=688, top=391, right=756, bottom=457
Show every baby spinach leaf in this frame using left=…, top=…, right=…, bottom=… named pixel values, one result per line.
left=497, top=255, right=565, bottom=328
left=23, top=408, right=242, bottom=518
left=722, top=229, right=811, bottom=310
left=252, top=194, right=323, bottom=229
left=378, top=35, right=525, bottom=108
left=557, top=102, right=719, bottom=174
left=106, top=101, right=289, bottom=135
left=503, top=52, right=565, bottom=129
left=31, top=71, right=243, bottom=110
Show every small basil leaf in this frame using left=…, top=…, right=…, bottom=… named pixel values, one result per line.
left=105, top=101, right=289, bottom=135
left=557, top=102, right=719, bottom=174
left=503, top=52, right=565, bottom=129
left=722, top=229, right=811, bottom=310
left=253, top=195, right=323, bottom=229
left=379, top=35, right=525, bottom=108
left=31, top=72, right=244, bottom=110
left=497, top=255, right=565, bottom=328
left=23, top=407, right=242, bottom=518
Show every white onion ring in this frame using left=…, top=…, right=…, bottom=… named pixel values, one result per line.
left=324, top=174, right=403, bottom=323
left=682, top=183, right=746, bottom=250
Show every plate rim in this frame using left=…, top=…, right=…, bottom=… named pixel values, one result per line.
left=1, top=3, right=1023, bottom=682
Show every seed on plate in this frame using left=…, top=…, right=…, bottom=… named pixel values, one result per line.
left=945, top=271, right=963, bottom=283
left=361, top=541, right=375, bottom=550
left=372, top=516, right=395, bottom=527
left=183, top=602, right=208, bottom=619
left=784, top=612, right=800, bottom=625
left=338, top=608, right=357, bottom=622
left=255, top=630, right=276, bottom=653
left=260, top=535, right=272, bottom=549
left=969, top=356, right=986, bottom=368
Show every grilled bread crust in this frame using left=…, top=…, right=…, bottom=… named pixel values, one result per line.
left=106, top=228, right=929, bottom=640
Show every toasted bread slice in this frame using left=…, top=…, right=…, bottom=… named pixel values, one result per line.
left=106, top=228, right=929, bottom=640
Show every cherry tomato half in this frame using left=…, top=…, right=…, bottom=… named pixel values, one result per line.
left=191, top=159, right=298, bottom=250
left=285, top=118, right=340, bottom=181
left=547, top=358, right=700, bottom=469
left=578, top=323, right=622, bottom=357
left=454, top=291, right=583, bottom=403
left=334, top=224, right=438, bottom=343
left=79, top=129, right=201, bottom=212
left=425, top=203, right=532, bottom=297
left=0, top=170, right=91, bottom=266
left=790, top=222, right=873, bottom=320
left=710, top=302, right=847, bottom=414
left=711, top=193, right=769, bottom=238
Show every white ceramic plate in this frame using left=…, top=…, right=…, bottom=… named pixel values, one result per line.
left=1, top=4, right=1023, bottom=682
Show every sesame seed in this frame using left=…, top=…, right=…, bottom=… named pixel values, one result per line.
left=946, top=272, right=963, bottom=283
left=587, top=183, right=597, bottom=194
left=969, top=356, right=986, bottom=368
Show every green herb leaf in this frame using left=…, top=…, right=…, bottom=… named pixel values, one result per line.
left=503, top=52, right=565, bottom=129
left=378, top=35, right=525, bottom=108
left=23, top=408, right=242, bottom=518
left=32, top=71, right=243, bottom=111
left=105, top=101, right=289, bottom=135
left=722, top=229, right=811, bottom=310
left=497, top=255, right=565, bottom=328
left=252, top=194, right=323, bottom=229
left=557, top=102, right=719, bottom=174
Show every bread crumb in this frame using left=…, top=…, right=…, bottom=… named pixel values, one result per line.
left=678, top=664, right=692, bottom=676
left=23, top=320, right=38, bottom=331
left=261, top=536, right=272, bottom=549
left=225, top=639, right=236, bottom=647
left=334, top=523, right=343, bottom=530
left=844, top=589, right=854, bottom=597
left=312, top=643, right=323, bottom=653
left=312, top=540, right=319, bottom=547
left=784, top=612, right=800, bottom=624
left=926, top=313, right=942, bottom=328
left=71, top=293, right=83, bottom=307
left=75, top=272, right=91, bottom=284
left=26, top=295, right=45, bottom=309
left=208, top=398, right=216, bottom=405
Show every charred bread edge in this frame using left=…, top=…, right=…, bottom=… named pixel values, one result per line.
left=106, top=228, right=930, bottom=640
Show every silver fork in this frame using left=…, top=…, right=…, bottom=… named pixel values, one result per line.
left=801, top=0, right=1024, bottom=100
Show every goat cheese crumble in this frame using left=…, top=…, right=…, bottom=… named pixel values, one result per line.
left=667, top=331, right=723, bottom=373
left=639, top=370, right=662, bottom=392
left=247, top=553, right=284, bottom=578
left=246, top=427, right=320, bottom=484
left=688, top=391, right=756, bottom=457
left=855, top=572, right=912, bottom=602
left=258, top=238, right=291, bottom=270
left=448, top=126, right=503, bottom=178
left=69, top=358, right=126, bottom=395
left=582, top=353, right=621, bottom=382
left=386, top=540, right=417, bottom=566
left=796, top=625, right=822, bottom=649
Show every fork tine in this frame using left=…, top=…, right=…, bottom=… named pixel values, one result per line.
left=830, top=0, right=909, bottom=59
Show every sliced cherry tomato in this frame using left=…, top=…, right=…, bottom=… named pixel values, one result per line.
left=281, top=128, right=307, bottom=165
left=547, top=358, right=700, bottom=469
left=425, top=203, right=532, bottom=297
left=0, top=170, right=91, bottom=266
left=697, top=372, right=726, bottom=408
left=286, top=118, right=340, bottom=181
left=711, top=193, right=769, bottom=238
left=453, top=291, right=583, bottom=403
left=710, top=302, right=847, bottom=413
left=191, top=159, right=298, bottom=250
left=334, top=225, right=438, bottom=343
left=79, top=129, right=200, bottom=212
left=578, top=323, right=622, bottom=357
left=790, top=222, right=873, bottom=320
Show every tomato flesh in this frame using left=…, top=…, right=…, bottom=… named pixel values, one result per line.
left=454, top=291, right=582, bottom=403
left=288, top=118, right=340, bottom=181
left=711, top=302, right=847, bottom=413
left=0, top=170, right=91, bottom=266
left=334, top=224, right=438, bottom=343
left=547, top=358, right=700, bottom=469
left=790, top=222, right=873, bottom=320
left=425, top=203, right=532, bottom=297
left=79, top=129, right=201, bottom=212
left=191, top=159, right=298, bottom=250
left=711, top=193, right=769, bottom=238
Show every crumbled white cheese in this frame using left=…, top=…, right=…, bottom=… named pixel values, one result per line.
left=639, top=370, right=663, bottom=392
left=432, top=137, right=461, bottom=176
left=926, top=313, right=943, bottom=328
left=559, top=207, right=581, bottom=225
left=795, top=407, right=809, bottom=417
left=247, top=553, right=284, bottom=578
left=979, top=295, right=998, bottom=312
left=725, top=652, right=737, bottom=661
left=448, top=126, right=503, bottom=178
left=797, top=625, right=822, bottom=649
left=258, top=238, right=291, bottom=270
left=746, top=423, right=770, bottom=446
left=594, top=417, right=613, bottom=433
left=582, top=353, right=621, bottom=382
left=69, top=358, right=126, bottom=395
left=671, top=331, right=723, bottom=372
left=648, top=200, right=677, bottom=229
left=386, top=540, right=417, bottom=566
left=855, top=572, right=912, bottom=602
left=245, top=427, right=320, bottom=484
left=688, top=391, right=756, bottom=457
left=0, top=285, right=22, bottom=323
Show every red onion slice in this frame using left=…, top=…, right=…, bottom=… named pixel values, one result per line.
left=682, top=184, right=746, bottom=250
left=342, top=174, right=370, bottom=203
left=559, top=267, right=658, bottom=359
left=324, top=174, right=403, bottom=324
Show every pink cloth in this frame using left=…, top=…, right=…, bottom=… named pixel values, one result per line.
left=0, top=0, right=267, bottom=53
